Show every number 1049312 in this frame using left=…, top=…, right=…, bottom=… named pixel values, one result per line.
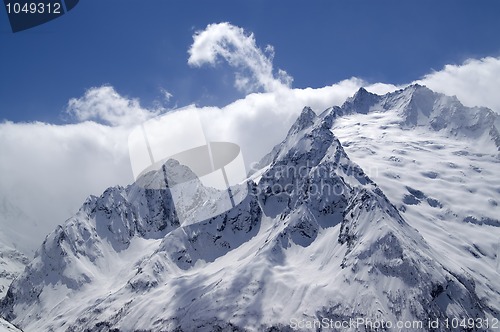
left=5, top=2, right=62, bottom=14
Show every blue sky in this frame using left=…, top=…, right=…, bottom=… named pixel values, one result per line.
left=1, top=0, right=499, bottom=123
left=2, top=0, right=500, bottom=255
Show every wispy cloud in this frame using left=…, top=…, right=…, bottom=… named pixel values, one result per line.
left=67, top=86, right=161, bottom=126
left=188, top=22, right=292, bottom=93
left=160, top=88, right=173, bottom=102
left=417, top=56, right=500, bottom=114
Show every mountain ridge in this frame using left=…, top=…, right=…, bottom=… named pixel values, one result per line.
left=1, top=85, right=499, bottom=331
left=337, top=84, right=500, bottom=151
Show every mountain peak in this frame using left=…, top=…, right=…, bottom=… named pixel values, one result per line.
left=334, top=85, right=500, bottom=151
left=285, top=106, right=317, bottom=136
left=2, top=90, right=498, bottom=331
left=342, top=87, right=380, bottom=114
left=404, top=83, right=434, bottom=98
left=354, top=86, right=368, bottom=95
left=352, top=86, right=378, bottom=100
left=407, top=82, right=426, bottom=90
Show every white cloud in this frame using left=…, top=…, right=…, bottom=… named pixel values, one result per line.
left=0, top=120, right=134, bottom=254
left=67, top=86, right=161, bottom=126
left=188, top=22, right=292, bottom=93
left=138, top=78, right=397, bottom=181
left=417, top=56, right=500, bottom=114
left=160, top=88, right=173, bottom=102
left=1, top=22, right=499, bottom=257
left=0, top=77, right=389, bottom=255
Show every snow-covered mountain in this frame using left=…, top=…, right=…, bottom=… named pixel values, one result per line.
left=0, top=318, right=22, bottom=332
left=1, top=85, right=499, bottom=331
left=340, top=84, right=500, bottom=151
left=328, top=84, right=500, bottom=330
left=0, top=243, right=25, bottom=332
left=0, top=243, right=28, bottom=301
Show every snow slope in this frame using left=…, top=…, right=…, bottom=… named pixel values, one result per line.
left=0, top=214, right=27, bottom=331
left=1, top=85, right=499, bottom=331
left=328, top=85, right=500, bottom=325
left=0, top=318, right=22, bottom=332
left=0, top=242, right=28, bottom=304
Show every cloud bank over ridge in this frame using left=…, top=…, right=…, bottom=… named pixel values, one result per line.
left=1, top=22, right=499, bottom=255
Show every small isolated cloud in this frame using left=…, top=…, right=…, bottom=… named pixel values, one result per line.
left=188, top=22, right=293, bottom=93
left=67, top=86, right=161, bottom=126
left=160, top=88, right=173, bottom=102
left=417, top=56, right=500, bottom=114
